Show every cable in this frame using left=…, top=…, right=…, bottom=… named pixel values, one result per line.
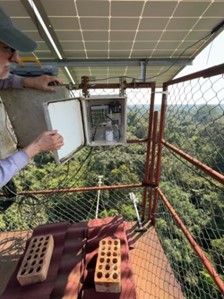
left=145, top=32, right=212, bottom=81
left=56, top=161, right=70, bottom=189
left=206, top=40, right=213, bottom=65
left=91, top=116, right=104, bottom=142
left=89, top=30, right=217, bottom=83
left=89, top=76, right=124, bottom=83
left=64, top=147, right=94, bottom=188
left=210, top=20, right=224, bottom=35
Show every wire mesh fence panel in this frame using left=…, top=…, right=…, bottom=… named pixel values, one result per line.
left=0, top=86, right=153, bottom=191
left=165, top=74, right=224, bottom=174
left=155, top=192, right=223, bottom=299
left=2, top=143, right=146, bottom=191
left=0, top=85, right=155, bottom=296
left=158, top=67, right=224, bottom=298
left=4, top=76, right=224, bottom=299
left=84, top=87, right=152, bottom=139
left=126, top=88, right=152, bottom=139
left=0, top=86, right=154, bottom=229
left=0, top=187, right=144, bottom=231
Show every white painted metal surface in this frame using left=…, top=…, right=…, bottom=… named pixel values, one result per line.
left=44, top=98, right=85, bottom=164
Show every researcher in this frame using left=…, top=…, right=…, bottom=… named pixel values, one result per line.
left=0, top=6, right=64, bottom=188
left=0, top=6, right=62, bottom=91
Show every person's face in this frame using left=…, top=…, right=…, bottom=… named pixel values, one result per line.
left=0, top=41, right=20, bottom=79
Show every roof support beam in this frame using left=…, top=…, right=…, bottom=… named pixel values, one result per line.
left=37, top=58, right=192, bottom=68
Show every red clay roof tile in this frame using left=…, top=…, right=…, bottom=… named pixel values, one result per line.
left=1, top=217, right=136, bottom=299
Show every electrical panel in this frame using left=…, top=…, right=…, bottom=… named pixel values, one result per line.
left=44, top=96, right=127, bottom=164
left=0, top=88, right=127, bottom=164
left=82, top=96, right=127, bottom=146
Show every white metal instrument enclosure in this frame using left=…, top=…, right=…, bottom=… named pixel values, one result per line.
left=43, top=96, right=127, bottom=164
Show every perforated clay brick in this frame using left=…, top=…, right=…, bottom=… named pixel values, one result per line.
left=17, top=234, right=54, bottom=286
left=94, top=238, right=121, bottom=293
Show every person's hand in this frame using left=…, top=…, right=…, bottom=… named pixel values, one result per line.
left=24, top=130, right=64, bottom=159
left=23, top=75, right=63, bottom=92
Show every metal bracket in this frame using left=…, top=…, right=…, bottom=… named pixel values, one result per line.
left=81, top=76, right=90, bottom=98
left=119, top=77, right=127, bottom=97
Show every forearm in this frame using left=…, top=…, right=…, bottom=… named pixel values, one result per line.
left=0, top=150, right=29, bottom=188
left=23, top=75, right=62, bottom=92
left=0, top=74, right=24, bottom=89
left=0, top=74, right=62, bottom=92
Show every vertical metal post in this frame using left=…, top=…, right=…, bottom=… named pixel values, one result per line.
left=148, top=188, right=153, bottom=221
left=95, top=175, right=104, bottom=219
left=142, top=83, right=155, bottom=221
left=140, top=60, right=147, bottom=82
left=149, top=111, right=158, bottom=185
left=155, top=86, right=167, bottom=185
left=81, top=76, right=89, bottom=98
left=119, top=77, right=127, bottom=97
left=142, top=188, right=148, bottom=221
left=143, top=83, right=156, bottom=184
left=151, top=86, right=167, bottom=225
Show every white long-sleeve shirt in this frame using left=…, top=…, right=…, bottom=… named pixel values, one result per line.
left=0, top=73, right=24, bottom=89
left=0, top=150, right=29, bottom=188
left=0, top=74, right=26, bottom=188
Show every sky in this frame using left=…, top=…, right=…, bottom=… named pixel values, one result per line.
left=151, top=30, right=224, bottom=105
left=176, top=30, right=224, bottom=77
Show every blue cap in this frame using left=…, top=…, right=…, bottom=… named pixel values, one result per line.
left=0, top=6, right=37, bottom=52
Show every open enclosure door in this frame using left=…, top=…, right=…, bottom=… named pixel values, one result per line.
left=43, top=98, right=85, bottom=164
